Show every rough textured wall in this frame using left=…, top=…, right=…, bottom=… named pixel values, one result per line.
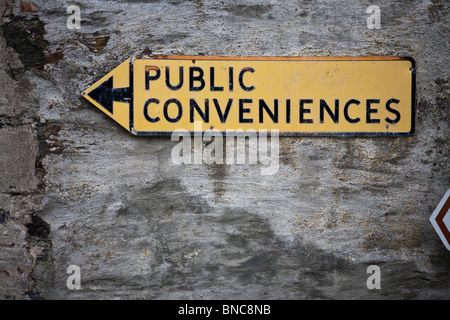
left=0, top=0, right=449, bottom=299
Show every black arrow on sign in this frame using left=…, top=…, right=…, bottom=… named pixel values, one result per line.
left=87, top=76, right=131, bottom=114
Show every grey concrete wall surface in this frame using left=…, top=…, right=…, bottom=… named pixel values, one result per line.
left=0, top=0, right=449, bottom=299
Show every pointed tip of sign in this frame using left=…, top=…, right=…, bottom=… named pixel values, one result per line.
left=86, top=76, right=115, bottom=114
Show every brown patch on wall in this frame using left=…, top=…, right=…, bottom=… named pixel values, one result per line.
left=45, top=49, right=64, bottom=64
left=80, top=31, right=110, bottom=53
left=20, top=0, right=38, bottom=12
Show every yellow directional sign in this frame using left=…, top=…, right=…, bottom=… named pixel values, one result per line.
left=82, top=55, right=415, bottom=136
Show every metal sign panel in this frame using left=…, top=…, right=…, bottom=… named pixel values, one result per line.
left=82, top=56, right=415, bottom=136
left=430, top=189, right=450, bottom=251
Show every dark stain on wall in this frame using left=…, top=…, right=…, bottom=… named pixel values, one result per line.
left=26, top=214, right=50, bottom=239
left=1, top=16, right=48, bottom=69
left=0, top=209, right=8, bottom=224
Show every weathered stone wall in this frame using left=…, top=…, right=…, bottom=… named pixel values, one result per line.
left=0, top=0, right=449, bottom=299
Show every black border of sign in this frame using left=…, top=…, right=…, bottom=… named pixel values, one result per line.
left=128, top=56, right=416, bottom=137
